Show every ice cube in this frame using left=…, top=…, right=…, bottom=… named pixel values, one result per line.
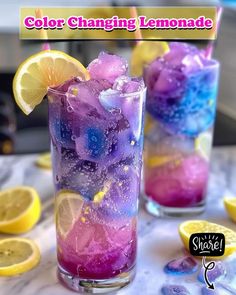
left=153, top=67, right=186, bottom=95
left=182, top=54, right=204, bottom=74
left=87, top=52, right=128, bottom=83
left=113, top=75, right=131, bottom=91
left=198, top=262, right=226, bottom=283
left=113, top=76, right=144, bottom=94
left=97, top=166, right=139, bottom=218
left=164, top=256, right=198, bottom=275
left=201, top=287, right=218, bottom=295
left=161, top=285, right=190, bottom=295
left=75, top=124, right=107, bottom=161
left=67, top=79, right=111, bottom=115
left=165, top=42, right=198, bottom=66
left=99, top=89, right=122, bottom=112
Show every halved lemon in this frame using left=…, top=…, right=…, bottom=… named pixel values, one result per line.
left=0, top=186, right=41, bottom=234
left=55, top=190, right=84, bottom=238
left=195, top=132, right=212, bottom=161
left=179, top=220, right=236, bottom=258
left=131, top=41, right=169, bottom=76
left=13, top=50, right=90, bottom=115
left=224, top=197, right=236, bottom=223
left=36, top=152, right=52, bottom=170
left=0, top=238, right=40, bottom=276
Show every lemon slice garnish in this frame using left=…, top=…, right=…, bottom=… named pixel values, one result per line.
left=0, top=238, right=40, bottom=276
left=195, top=132, right=212, bottom=160
left=55, top=190, right=84, bottom=239
left=131, top=41, right=169, bottom=76
left=13, top=50, right=90, bottom=115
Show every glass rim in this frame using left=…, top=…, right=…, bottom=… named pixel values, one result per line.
left=47, top=85, right=147, bottom=99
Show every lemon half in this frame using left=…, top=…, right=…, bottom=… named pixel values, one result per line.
left=36, top=152, right=52, bottom=170
left=224, top=197, right=236, bottom=223
left=0, top=186, right=41, bottom=234
left=179, top=220, right=236, bottom=258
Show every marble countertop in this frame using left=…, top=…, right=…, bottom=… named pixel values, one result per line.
left=1, top=146, right=236, bottom=295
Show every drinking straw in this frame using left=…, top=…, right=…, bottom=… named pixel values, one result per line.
left=130, top=7, right=143, bottom=42
left=205, top=6, right=223, bottom=59
left=35, top=8, right=51, bottom=50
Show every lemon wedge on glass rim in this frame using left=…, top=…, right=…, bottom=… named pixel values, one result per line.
left=0, top=186, right=41, bottom=234
left=13, top=50, right=90, bottom=115
left=179, top=220, right=236, bottom=258
left=0, top=238, right=40, bottom=276
left=131, top=40, right=169, bottom=76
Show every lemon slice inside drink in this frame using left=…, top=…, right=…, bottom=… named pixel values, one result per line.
left=195, top=132, right=212, bottom=160
left=131, top=41, right=169, bottom=76
left=0, top=238, right=40, bottom=276
left=55, top=191, right=84, bottom=238
left=146, top=155, right=179, bottom=168
left=179, top=220, right=236, bottom=258
left=36, top=152, right=52, bottom=170
left=13, top=50, right=90, bottom=115
left=0, top=186, right=41, bottom=234
left=224, top=197, right=236, bottom=223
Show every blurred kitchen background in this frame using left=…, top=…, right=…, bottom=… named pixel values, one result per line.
left=0, top=0, right=235, bottom=154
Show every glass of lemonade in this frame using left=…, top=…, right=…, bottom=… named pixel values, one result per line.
left=48, top=52, right=146, bottom=293
left=143, top=42, right=220, bottom=217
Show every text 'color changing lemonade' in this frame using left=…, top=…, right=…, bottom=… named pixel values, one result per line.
left=143, top=42, right=220, bottom=216
left=48, top=53, right=146, bottom=292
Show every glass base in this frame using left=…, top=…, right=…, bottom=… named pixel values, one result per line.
left=145, top=198, right=205, bottom=217
left=58, top=265, right=136, bottom=293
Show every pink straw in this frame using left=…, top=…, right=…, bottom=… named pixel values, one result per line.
left=35, top=9, right=51, bottom=50
left=130, top=7, right=143, bottom=43
left=205, top=6, right=223, bottom=59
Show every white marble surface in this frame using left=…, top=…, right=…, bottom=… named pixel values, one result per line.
left=1, top=147, right=236, bottom=295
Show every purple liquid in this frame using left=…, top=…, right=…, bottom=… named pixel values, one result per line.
left=144, top=43, right=219, bottom=209
left=48, top=52, right=145, bottom=280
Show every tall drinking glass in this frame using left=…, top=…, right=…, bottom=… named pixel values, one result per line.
left=48, top=73, right=145, bottom=293
left=144, top=42, right=220, bottom=217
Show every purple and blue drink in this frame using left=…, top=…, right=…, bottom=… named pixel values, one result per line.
left=48, top=52, right=145, bottom=292
left=144, top=42, right=220, bottom=216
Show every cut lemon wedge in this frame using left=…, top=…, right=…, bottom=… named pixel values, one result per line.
left=55, top=190, right=84, bottom=238
left=36, top=152, right=52, bottom=170
left=224, top=197, right=236, bottom=223
left=0, top=238, right=40, bottom=276
left=0, top=186, right=41, bottom=234
left=179, top=220, right=236, bottom=258
left=13, top=50, right=90, bottom=115
left=131, top=41, right=169, bottom=76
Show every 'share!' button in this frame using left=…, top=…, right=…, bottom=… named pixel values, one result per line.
left=189, top=233, right=225, bottom=257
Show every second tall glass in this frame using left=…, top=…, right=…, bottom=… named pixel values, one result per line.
left=144, top=42, right=220, bottom=217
